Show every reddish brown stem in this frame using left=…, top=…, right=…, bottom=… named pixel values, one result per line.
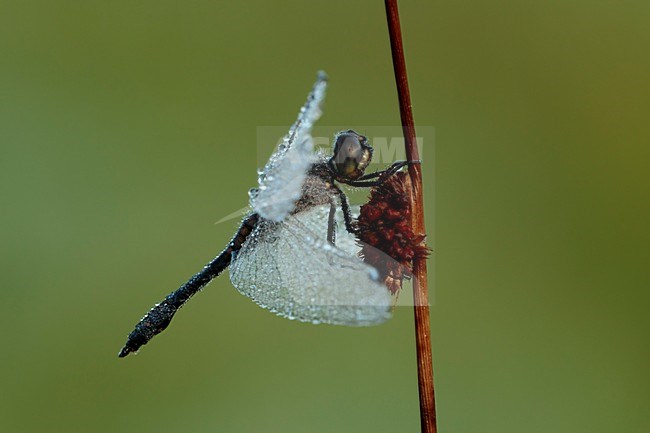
left=384, top=1, right=437, bottom=432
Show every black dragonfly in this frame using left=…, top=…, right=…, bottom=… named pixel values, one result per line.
left=119, top=72, right=413, bottom=357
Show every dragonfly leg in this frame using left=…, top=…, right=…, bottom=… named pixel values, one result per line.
left=331, top=185, right=357, bottom=235
left=342, top=160, right=420, bottom=187
left=355, top=160, right=407, bottom=181
left=327, top=199, right=337, bottom=245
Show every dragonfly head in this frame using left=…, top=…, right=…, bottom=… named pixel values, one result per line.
left=328, top=130, right=373, bottom=180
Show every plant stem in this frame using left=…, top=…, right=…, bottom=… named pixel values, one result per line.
left=384, top=1, right=437, bottom=432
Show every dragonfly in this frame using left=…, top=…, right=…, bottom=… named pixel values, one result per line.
left=118, top=72, right=414, bottom=357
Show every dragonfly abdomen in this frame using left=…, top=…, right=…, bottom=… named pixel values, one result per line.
left=118, top=213, right=259, bottom=357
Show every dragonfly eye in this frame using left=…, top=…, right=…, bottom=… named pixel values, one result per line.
left=330, top=130, right=373, bottom=179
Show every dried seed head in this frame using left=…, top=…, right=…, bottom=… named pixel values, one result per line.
left=356, top=171, right=430, bottom=294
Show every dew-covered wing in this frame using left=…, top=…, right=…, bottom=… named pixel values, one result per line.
left=249, top=72, right=328, bottom=222
left=333, top=205, right=412, bottom=299
left=229, top=206, right=391, bottom=326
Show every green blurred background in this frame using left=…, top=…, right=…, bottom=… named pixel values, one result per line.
left=1, top=1, right=648, bottom=432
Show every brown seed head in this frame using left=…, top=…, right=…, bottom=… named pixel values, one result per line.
left=356, top=171, right=430, bottom=294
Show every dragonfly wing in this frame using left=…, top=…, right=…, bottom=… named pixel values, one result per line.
left=229, top=206, right=391, bottom=326
left=249, top=72, right=328, bottom=221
